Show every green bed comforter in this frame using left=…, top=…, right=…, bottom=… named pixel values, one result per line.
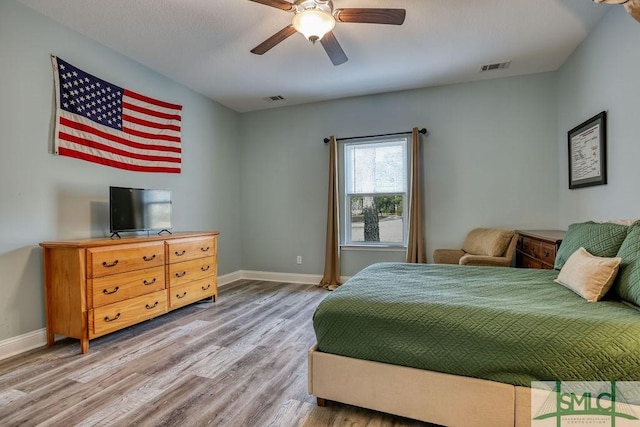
left=313, top=263, right=640, bottom=387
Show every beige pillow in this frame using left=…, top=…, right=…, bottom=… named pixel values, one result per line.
left=462, top=228, right=514, bottom=257
left=554, top=247, right=621, bottom=302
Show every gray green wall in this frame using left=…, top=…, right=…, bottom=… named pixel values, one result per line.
left=557, top=7, right=640, bottom=225
left=0, top=0, right=242, bottom=341
left=239, top=73, right=560, bottom=275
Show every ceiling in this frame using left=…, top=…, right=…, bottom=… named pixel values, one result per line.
left=18, top=0, right=612, bottom=112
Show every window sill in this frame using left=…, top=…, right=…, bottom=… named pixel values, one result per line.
left=341, top=245, right=407, bottom=252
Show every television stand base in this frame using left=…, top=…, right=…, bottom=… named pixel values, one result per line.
left=158, top=229, right=173, bottom=235
left=110, top=232, right=121, bottom=239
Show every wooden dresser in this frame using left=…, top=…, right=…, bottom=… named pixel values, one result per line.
left=515, top=230, right=565, bottom=270
left=40, top=231, right=218, bottom=353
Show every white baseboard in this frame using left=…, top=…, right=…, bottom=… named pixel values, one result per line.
left=237, top=270, right=351, bottom=285
left=217, top=270, right=243, bottom=286
left=0, top=269, right=350, bottom=360
left=239, top=270, right=323, bottom=285
left=0, top=328, right=47, bottom=361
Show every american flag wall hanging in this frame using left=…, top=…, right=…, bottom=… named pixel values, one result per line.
left=51, top=56, right=182, bottom=173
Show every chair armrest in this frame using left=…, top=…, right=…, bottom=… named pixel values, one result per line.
left=433, top=249, right=466, bottom=265
left=459, top=254, right=512, bottom=267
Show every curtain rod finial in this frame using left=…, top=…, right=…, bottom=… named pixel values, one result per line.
left=419, top=128, right=427, bottom=135
left=324, top=137, right=330, bottom=143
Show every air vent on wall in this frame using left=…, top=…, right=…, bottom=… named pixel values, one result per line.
left=264, top=95, right=286, bottom=102
left=480, top=61, right=511, bottom=72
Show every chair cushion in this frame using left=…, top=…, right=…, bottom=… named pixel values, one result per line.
left=462, top=228, right=514, bottom=257
left=554, top=222, right=628, bottom=270
left=554, top=247, right=621, bottom=302
left=613, top=222, right=640, bottom=306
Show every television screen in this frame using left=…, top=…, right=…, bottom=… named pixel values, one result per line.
left=109, top=186, right=172, bottom=233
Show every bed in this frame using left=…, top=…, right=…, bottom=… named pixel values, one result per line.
left=308, top=221, right=640, bottom=426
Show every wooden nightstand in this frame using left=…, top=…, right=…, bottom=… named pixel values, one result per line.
left=516, top=230, right=565, bottom=270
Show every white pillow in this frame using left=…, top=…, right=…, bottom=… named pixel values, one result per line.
left=554, top=247, right=621, bottom=302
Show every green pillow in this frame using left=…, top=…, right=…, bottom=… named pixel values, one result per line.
left=554, top=222, right=629, bottom=270
left=614, top=222, right=640, bottom=305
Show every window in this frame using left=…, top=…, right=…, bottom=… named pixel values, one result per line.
left=342, top=136, right=409, bottom=247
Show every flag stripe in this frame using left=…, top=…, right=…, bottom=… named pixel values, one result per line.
left=121, top=113, right=181, bottom=132
left=60, top=115, right=181, bottom=153
left=122, top=120, right=180, bottom=140
left=52, top=56, right=182, bottom=173
left=125, top=89, right=183, bottom=111
left=59, top=131, right=181, bottom=163
left=122, top=101, right=182, bottom=122
left=59, top=147, right=180, bottom=173
left=123, top=126, right=181, bottom=143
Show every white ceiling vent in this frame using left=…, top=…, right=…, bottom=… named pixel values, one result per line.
left=264, top=95, right=286, bottom=102
left=480, top=61, right=511, bottom=72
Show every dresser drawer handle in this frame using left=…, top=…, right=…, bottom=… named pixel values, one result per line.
left=103, top=286, right=120, bottom=295
left=175, top=271, right=187, bottom=278
left=143, top=254, right=156, bottom=262
left=176, top=292, right=187, bottom=299
left=145, top=301, right=159, bottom=310
left=104, top=313, right=121, bottom=322
left=543, top=251, right=550, bottom=257
left=201, top=265, right=210, bottom=272
left=200, top=246, right=210, bottom=252
left=201, top=284, right=211, bottom=291
left=102, top=260, right=119, bottom=268
left=175, top=250, right=186, bottom=256
left=143, top=278, right=157, bottom=286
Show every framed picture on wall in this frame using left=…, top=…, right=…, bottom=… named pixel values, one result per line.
left=568, top=111, right=607, bottom=189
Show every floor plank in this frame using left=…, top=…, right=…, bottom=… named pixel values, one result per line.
left=0, top=280, right=433, bottom=426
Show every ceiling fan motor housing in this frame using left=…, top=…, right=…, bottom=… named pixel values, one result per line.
left=292, top=0, right=336, bottom=42
left=294, top=0, right=333, bottom=14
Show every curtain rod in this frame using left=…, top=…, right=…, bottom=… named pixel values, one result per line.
left=323, top=128, right=427, bottom=144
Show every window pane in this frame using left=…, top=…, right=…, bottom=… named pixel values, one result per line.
left=349, top=195, right=404, bottom=243
left=346, top=140, right=406, bottom=194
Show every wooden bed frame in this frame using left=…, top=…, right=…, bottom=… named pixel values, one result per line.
left=308, top=345, right=535, bottom=427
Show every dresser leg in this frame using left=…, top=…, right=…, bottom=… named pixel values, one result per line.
left=80, top=338, right=89, bottom=354
left=46, top=329, right=54, bottom=347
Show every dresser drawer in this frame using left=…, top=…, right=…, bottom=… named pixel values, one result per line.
left=539, top=242, right=557, bottom=266
left=519, top=255, right=542, bottom=269
left=87, top=242, right=165, bottom=278
left=169, top=277, right=217, bottom=310
left=167, top=237, right=216, bottom=264
left=168, top=256, right=216, bottom=288
left=89, top=266, right=165, bottom=307
left=90, top=290, right=167, bottom=337
left=521, top=237, right=541, bottom=259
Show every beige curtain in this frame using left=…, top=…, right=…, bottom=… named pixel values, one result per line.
left=319, top=136, right=341, bottom=290
left=406, top=127, right=427, bottom=263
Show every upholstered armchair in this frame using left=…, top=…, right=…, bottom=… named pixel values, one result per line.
left=433, top=228, right=518, bottom=267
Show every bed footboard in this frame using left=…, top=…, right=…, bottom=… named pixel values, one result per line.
left=308, top=345, right=519, bottom=427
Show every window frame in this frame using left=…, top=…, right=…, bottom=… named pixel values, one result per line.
left=339, top=135, right=410, bottom=248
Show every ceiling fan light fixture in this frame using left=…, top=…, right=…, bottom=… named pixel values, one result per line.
left=292, top=9, right=336, bottom=42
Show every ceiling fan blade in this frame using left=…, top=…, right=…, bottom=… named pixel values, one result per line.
left=248, top=0, right=294, bottom=12
left=320, top=32, right=348, bottom=66
left=334, top=8, right=406, bottom=25
left=251, top=26, right=297, bottom=55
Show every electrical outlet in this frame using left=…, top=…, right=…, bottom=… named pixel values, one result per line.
left=296, top=256, right=302, bottom=265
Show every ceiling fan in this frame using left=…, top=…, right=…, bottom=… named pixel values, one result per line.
left=249, top=0, right=406, bottom=66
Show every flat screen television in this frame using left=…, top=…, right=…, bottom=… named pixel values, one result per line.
left=109, top=186, right=172, bottom=236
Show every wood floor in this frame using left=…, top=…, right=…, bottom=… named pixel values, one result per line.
left=0, top=280, right=433, bottom=427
